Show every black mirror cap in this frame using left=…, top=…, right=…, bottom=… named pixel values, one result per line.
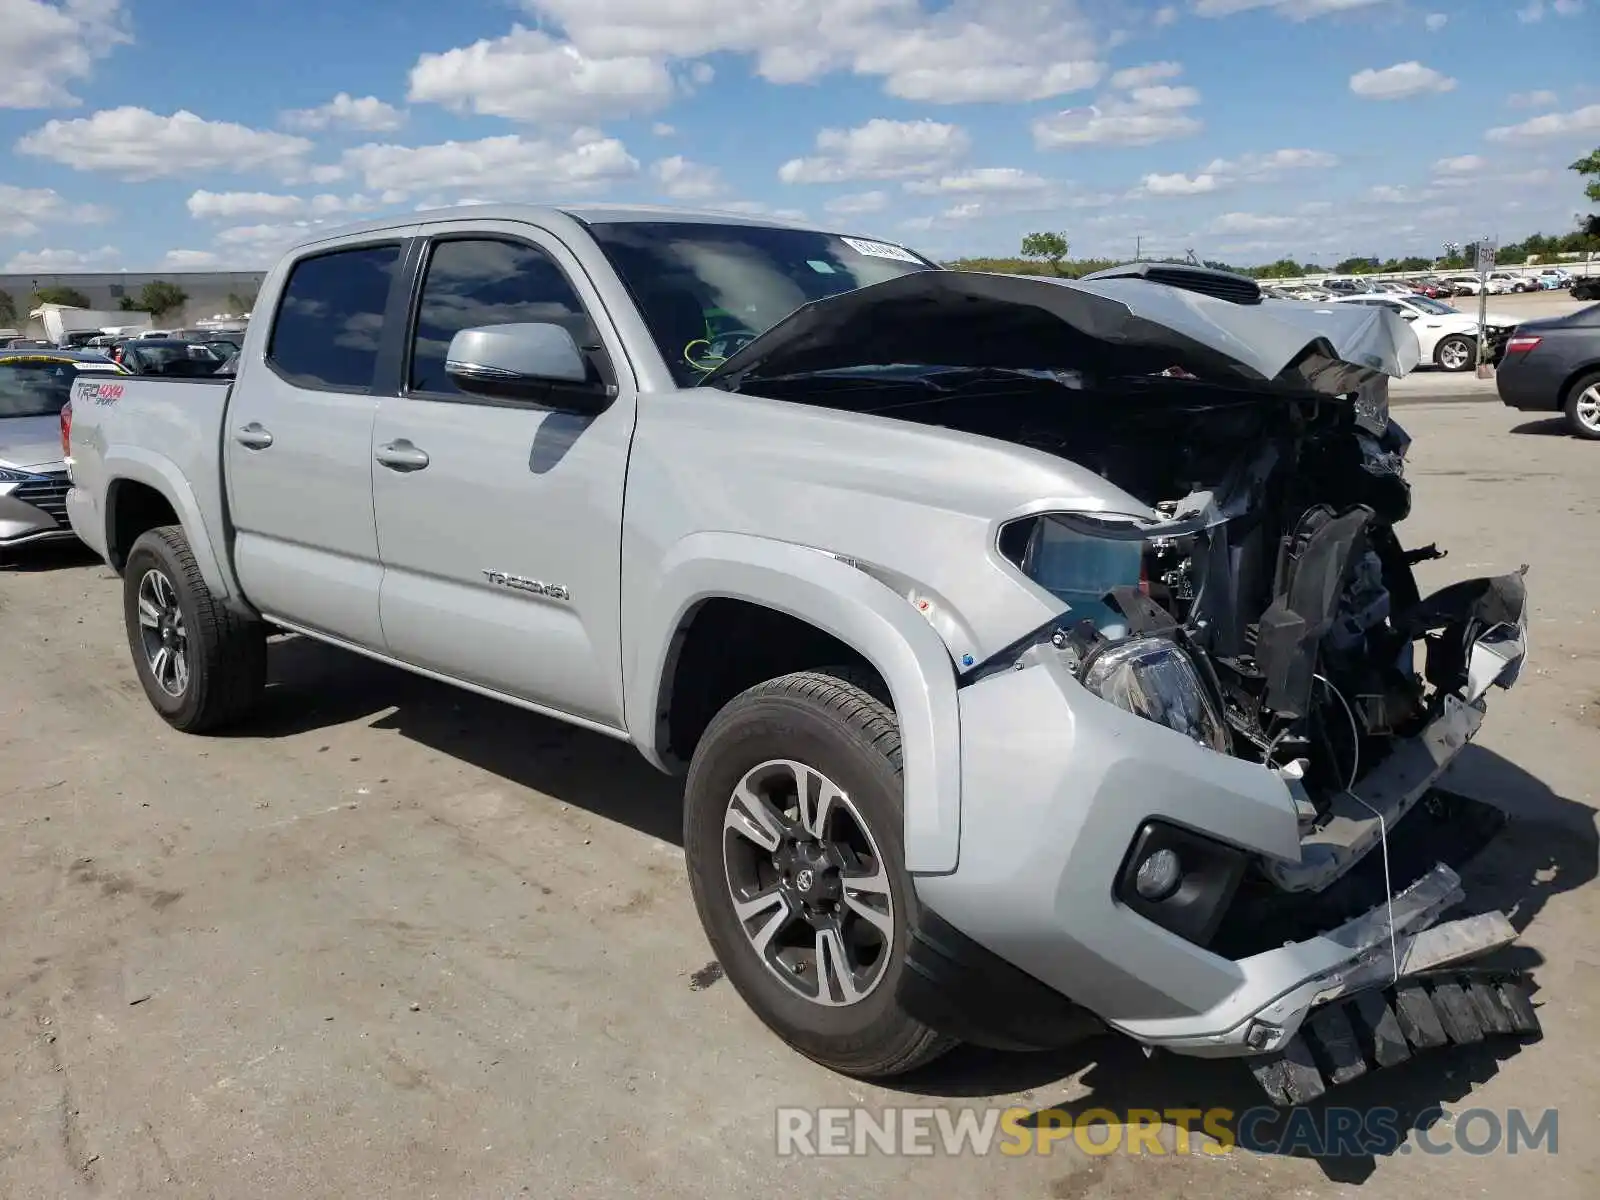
left=444, top=362, right=618, bottom=415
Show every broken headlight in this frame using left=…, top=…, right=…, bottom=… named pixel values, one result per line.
left=1016, top=515, right=1145, bottom=636
left=1080, top=636, right=1231, bottom=754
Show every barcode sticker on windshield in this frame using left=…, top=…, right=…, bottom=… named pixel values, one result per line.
left=840, top=237, right=922, bottom=264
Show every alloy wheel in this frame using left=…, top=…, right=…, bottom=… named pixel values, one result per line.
left=721, top=758, right=895, bottom=1007
left=1575, top=385, right=1600, bottom=434
left=135, top=568, right=190, bottom=697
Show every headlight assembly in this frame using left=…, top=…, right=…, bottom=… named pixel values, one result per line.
left=1080, top=635, right=1231, bottom=754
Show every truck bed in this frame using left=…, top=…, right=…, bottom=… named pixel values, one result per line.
left=65, top=374, right=238, bottom=596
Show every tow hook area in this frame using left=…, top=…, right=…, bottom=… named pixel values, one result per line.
left=1250, top=969, right=1542, bottom=1106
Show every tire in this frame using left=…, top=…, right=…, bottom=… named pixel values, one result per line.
left=1434, top=334, right=1474, bottom=372
left=123, top=525, right=266, bottom=732
left=683, top=669, right=956, bottom=1078
left=1563, top=371, right=1600, bottom=441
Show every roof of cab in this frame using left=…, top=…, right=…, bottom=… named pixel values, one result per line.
left=282, top=202, right=826, bottom=256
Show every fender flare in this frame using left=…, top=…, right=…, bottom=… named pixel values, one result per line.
left=627, top=531, right=964, bottom=874
left=102, top=447, right=240, bottom=606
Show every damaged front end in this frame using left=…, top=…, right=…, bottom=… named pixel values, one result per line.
left=711, top=266, right=1540, bottom=1100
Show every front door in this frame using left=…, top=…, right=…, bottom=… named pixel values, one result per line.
left=371, top=226, right=637, bottom=729
left=227, top=236, right=413, bottom=648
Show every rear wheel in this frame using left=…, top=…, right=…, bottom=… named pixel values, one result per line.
left=123, top=525, right=266, bottom=732
left=1563, top=372, right=1600, bottom=441
left=1435, top=334, right=1474, bottom=372
left=683, top=670, right=955, bottom=1078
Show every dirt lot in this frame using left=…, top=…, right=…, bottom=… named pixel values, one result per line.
left=3, top=401, right=1597, bottom=1199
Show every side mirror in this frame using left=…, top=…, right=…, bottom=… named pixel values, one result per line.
left=444, top=322, right=615, bottom=414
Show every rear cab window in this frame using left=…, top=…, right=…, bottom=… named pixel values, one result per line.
left=267, top=243, right=402, bottom=392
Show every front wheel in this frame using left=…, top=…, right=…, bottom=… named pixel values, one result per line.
left=1435, top=334, right=1474, bottom=372
left=123, top=525, right=266, bottom=732
left=683, top=670, right=955, bottom=1078
left=1563, top=372, right=1600, bottom=441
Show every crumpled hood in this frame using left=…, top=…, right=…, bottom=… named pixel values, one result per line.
left=705, top=269, right=1420, bottom=395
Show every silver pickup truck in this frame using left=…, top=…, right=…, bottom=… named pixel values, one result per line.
left=64, top=205, right=1540, bottom=1102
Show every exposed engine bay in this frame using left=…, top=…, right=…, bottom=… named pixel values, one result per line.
left=748, top=365, right=1528, bottom=849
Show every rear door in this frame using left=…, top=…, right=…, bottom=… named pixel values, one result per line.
left=370, top=222, right=638, bottom=729
left=226, top=231, right=417, bottom=647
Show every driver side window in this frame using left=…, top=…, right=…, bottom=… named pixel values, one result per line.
left=408, top=237, right=594, bottom=397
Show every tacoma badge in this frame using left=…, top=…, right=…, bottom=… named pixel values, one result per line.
left=482, top=570, right=570, bottom=601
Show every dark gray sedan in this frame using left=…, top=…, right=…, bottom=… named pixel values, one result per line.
left=1496, top=304, right=1600, bottom=439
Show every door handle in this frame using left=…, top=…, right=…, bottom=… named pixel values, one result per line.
left=235, top=422, right=274, bottom=449
left=375, top=440, right=430, bottom=472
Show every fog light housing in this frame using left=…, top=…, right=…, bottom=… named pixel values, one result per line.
left=1134, top=848, right=1183, bottom=901
left=1115, top=821, right=1248, bottom=947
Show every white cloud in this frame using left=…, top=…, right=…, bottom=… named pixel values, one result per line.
left=1032, top=71, right=1203, bottom=149
left=162, top=249, right=223, bottom=268
left=185, top=189, right=380, bottom=220
left=0, top=184, right=111, bottom=236
left=408, top=25, right=677, bottom=125
left=16, top=107, right=313, bottom=180
left=521, top=0, right=1106, bottom=105
left=1194, top=0, right=1387, bottom=17
left=282, top=93, right=406, bottom=132
left=341, top=129, right=639, bottom=198
left=650, top=155, right=723, bottom=200
left=1366, top=184, right=1414, bottom=203
left=823, top=191, right=890, bottom=215
left=1152, top=6, right=1180, bottom=25
left=1139, top=171, right=1221, bottom=195
left=186, top=190, right=306, bottom=220
left=651, top=122, right=676, bottom=136
left=904, top=168, right=1050, bottom=195
left=712, top=199, right=809, bottom=222
left=0, top=0, right=131, bottom=108
left=1208, top=212, right=1301, bottom=234
left=1486, top=103, right=1600, bottom=141
left=1201, top=147, right=1339, bottom=178
left=4, top=244, right=120, bottom=272
left=1108, top=61, right=1183, bottom=89
left=1424, top=11, right=1447, bottom=30
left=1516, top=1, right=1583, bottom=20
left=779, top=118, right=970, bottom=184
left=1348, top=61, right=1456, bottom=100
left=1508, top=89, right=1560, bottom=109
left=1433, top=154, right=1486, bottom=174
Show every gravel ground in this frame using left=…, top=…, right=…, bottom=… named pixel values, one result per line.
left=2, top=401, right=1596, bottom=1199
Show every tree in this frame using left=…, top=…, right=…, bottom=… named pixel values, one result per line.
left=1571, top=146, right=1600, bottom=239
left=133, top=280, right=188, bottom=320
left=0, top=288, right=16, bottom=327
left=226, top=290, right=257, bottom=314
left=30, top=285, right=91, bottom=308
left=1020, top=231, right=1071, bottom=276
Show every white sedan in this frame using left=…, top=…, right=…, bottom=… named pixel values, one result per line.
left=1330, top=293, right=1519, bottom=371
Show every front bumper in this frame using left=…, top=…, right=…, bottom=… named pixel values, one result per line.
left=0, top=468, right=76, bottom=548
left=911, top=589, right=1528, bottom=1061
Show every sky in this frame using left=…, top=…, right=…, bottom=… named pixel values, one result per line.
left=0, top=0, right=1597, bottom=275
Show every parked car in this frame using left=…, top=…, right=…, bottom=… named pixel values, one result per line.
left=1, top=349, right=128, bottom=555
left=1333, top=293, right=1516, bottom=371
left=63, top=206, right=1539, bottom=1104
left=1487, top=272, right=1533, bottom=294
left=1572, top=276, right=1600, bottom=301
left=1319, top=277, right=1373, bottom=295
left=112, top=338, right=225, bottom=377
left=1496, top=303, right=1600, bottom=438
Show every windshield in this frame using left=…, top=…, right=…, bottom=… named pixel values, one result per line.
left=0, top=357, right=84, bottom=418
left=586, top=220, right=937, bottom=387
